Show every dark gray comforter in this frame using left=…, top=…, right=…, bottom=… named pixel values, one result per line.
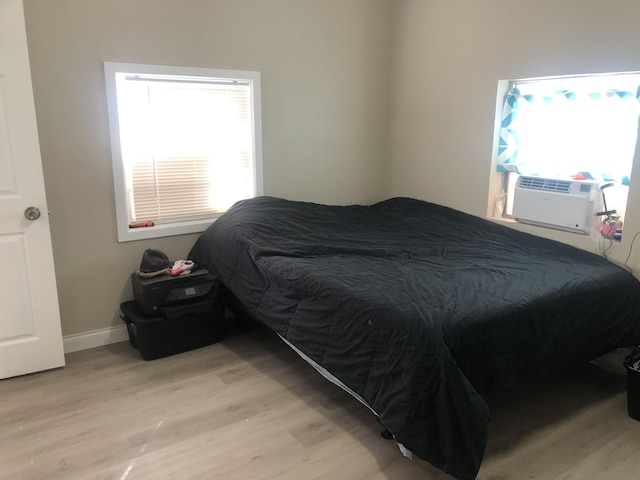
left=188, top=196, right=640, bottom=479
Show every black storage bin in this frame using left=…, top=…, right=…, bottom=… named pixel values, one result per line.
left=624, top=350, right=640, bottom=421
left=120, top=300, right=224, bottom=360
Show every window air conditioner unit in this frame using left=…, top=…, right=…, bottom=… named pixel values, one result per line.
left=512, top=176, right=599, bottom=234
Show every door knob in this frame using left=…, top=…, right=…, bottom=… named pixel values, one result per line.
left=24, top=206, right=41, bottom=221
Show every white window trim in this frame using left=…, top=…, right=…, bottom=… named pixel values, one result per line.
left=104, top=62, right=263, bottom=242
left=489, top=72, right=639, bottom=223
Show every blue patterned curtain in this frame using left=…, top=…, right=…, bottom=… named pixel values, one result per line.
left=497, top=85, right=640, bottom=185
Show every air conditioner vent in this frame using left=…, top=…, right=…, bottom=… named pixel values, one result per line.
left=518, top=176, right=572, bottom=193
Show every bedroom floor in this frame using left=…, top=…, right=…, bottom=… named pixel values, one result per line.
left=1, top=323, right=639, bottom=480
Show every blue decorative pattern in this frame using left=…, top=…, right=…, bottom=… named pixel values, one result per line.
left=497, top=84, right=640, bottom=184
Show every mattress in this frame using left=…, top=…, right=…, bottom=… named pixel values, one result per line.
left=188, top=196, right=640, bottom=479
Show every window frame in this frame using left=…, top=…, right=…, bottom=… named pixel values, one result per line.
left=104, top=62, right=263, bottom=242
left=489, top=71, right=639, bottom=226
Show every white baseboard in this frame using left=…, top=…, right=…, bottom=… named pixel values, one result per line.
left=63, top=325, right=130, bottom=354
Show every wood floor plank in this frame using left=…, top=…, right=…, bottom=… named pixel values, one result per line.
left=1, top=326, right=639, bottom=479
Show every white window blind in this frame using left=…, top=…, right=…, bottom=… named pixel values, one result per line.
left=105, top=63, right=262, bottom=242
left=117, top=76, right=254, bottom=223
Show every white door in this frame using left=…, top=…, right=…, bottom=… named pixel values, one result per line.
left=0, top=0, right=64, bottom=379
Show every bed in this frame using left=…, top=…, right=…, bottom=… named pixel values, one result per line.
left=187, top=196, right=640, bottom=479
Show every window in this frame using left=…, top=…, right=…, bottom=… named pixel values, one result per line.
left=104, top=62, right=262, bottom=242
left=494, top=72, right=640, bottom=223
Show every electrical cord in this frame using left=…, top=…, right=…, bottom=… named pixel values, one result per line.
left=602, top=237, right=613, bottom=260
left=623, top=231, right=640, bottom=273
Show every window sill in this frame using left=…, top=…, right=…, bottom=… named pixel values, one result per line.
left=487, top=216, right=596, bottom=253
left=117, top=217, right=216, bottom=243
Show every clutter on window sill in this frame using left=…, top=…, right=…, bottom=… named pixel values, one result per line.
left=601, top=216, right=623, bottom=242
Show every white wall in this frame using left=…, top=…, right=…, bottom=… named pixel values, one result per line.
left=23, top=0, right=393, bottom=336
left=389, top=0, right=640, bottom=273
left=25, top=0, right=640, bottom=339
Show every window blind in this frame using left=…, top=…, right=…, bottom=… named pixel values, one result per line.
left=117, top=76, right=254, bottom=224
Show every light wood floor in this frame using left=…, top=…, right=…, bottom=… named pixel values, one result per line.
left=2, top=324, right=640, bottom=480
